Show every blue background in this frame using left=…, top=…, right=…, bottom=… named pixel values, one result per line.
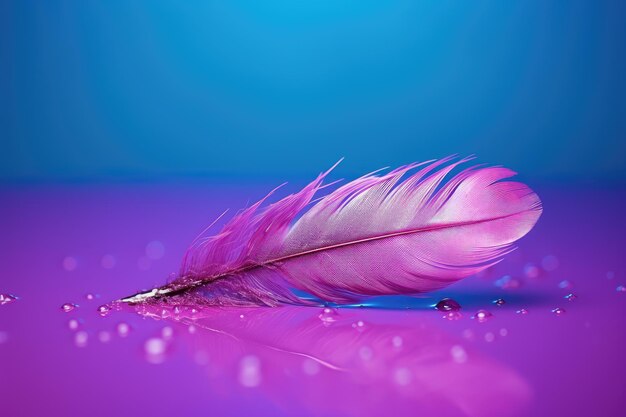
left=2, top=1, right=625, bottom=182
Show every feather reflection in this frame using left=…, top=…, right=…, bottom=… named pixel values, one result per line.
left=143, top=306, right=532, bottom=417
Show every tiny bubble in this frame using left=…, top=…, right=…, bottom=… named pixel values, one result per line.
left=392, top=336, right=403, bottom=348
left=524, top=263, right=540, bottom=279
left=145, top=241, right=165, bottom=260
left=318, top=307, right=339, bottom=325
left=450, top=345, right=468, bottom=363
left=85, top=293, right=96, bottom=301
left=484, top=332, right=495, bottom=342
left=101, top=254, right=117, bottom=269
left=238, top=355, right=261, bottom=387
left=61, top=303, right=78, bottom=313
left=558, top=280, right=572, bottom=289
left=63, top=256, right=78, bottom=271
left=116, top=322, right=131, bottom=337
left=443, top=311, right=462, bottom=321
left=161, top=326, right=174, bottom=340
left=0, top=294, right=18, bottom=305
left=541, top=255, right=559, bottom=271
left=358, top=346, right=373, bottom=361
left=493, top=298, right=506, bottom=307
left=552, top=307, right=566, bottom=316
left=564, top=293, right=577, bottom=301
left=351, top=320, right=366, bottom=332
left=98, top=331, right=112, bottom=343
left=472, top=310, right=492, bottom=323
left=516, top=308, right=529, bottom=315
left=495, top=275, right=522, bottom=290
left=144, top=337, right=167, bottom=364
left=394, top=367, right=412, bottom=386
left=97, top=305, right=111, bottom=317
left=74, top=331, right=88, bottom=348
left=499, top=328, right=508, bottom=337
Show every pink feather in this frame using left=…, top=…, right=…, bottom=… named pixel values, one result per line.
left=119, top=156, right=542, bottom=307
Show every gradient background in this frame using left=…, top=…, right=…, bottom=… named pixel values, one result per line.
left=2, top=2, right=626, bottom=417
left=2, top=0, right=625, bottom=184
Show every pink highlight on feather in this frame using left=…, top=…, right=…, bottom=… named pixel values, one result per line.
left=127, top=157, right=542, bottom=306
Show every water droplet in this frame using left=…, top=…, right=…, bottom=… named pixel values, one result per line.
left=616, top=285, right=626, bottom=292
left=101, top=254, right=117, bottom=269
left=173, top=306, right=181, bottom=317
left=472, top=310, right=493, bottom=323
left=358, top=346, right=373, bottom=361
left=0, top=294, right=18, bottom=305
left=160, top=309, right=171, bottom=319
left=302, top=358, right=320, bottom=376
left=146, top=240, right=165, bottom=260
left=161, top=326, right=173, bottom=340
left=351, top=320, right=366, bottom=332
left=68, top=319, right=80, bottom=331
left=318, top=307, right=339, bottom=325
left=494, top=275, right=522, bottom=290
left=552, top=307, right=566, bottom=316
left=98, top=331, right=112, bottom=343
left=541, top=255, right=559, bottom=271
left=443, top=311, right=463, bottom=321
left=435, top=298, right=461, bottom=312
left=144, top=337, right=167, bottom=364
left=499, top=328, right=508, bottom=337
left=61, top=303, right=78, bottom=313
left=393, top=367, right=412, bottom=386
left=97, top=305, right=111, bottom=317
left=391, top=336, right=403, bottom=348
left=239, top=314, right=245, bottom=319
left=450, top=345, right=468, bottom=363
left=558, top=280, right=572, bottom=289
left=564, top=293, right=577, bottom=301
left=524, top=263, right=540, bottom=279
left=493, top=298, right=506, bottom=307
left=484, top=332, right=495, bottom=342
left=74, top=331, right=88, bottom=348
left=84, top=293, right=96, bottom=301
left=516, top=308, right=529, bottom=315
left=238, top=355, right=261, bottom=387
left=116, top=322, right=131, bottom=337
left=63, top=256, right=78, bottom=271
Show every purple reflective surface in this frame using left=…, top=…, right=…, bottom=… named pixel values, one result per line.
left=1, top=183, right=625, bottom=417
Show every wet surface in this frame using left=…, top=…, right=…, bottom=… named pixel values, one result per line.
left=1, top=183, right=625, bottom=416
